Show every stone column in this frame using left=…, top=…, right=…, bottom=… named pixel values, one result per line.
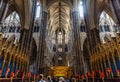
left=83, top=1, right=101, bottom=50
left=0, top=0, right=8, bottom=23
left=12, top=0, right=37, bottom=72
left=19, top=29, right=25, bottom=45
left=37, top=10, right=47, bottom=74
left=90, top=28, right=100, bottom=46
left=27, top=0, right=37, bottom=50
left=110, top=0, right=120, bottom=25
left=24, top=30, right=29, bottom=48
left=19, top=29, right=29, bottom=48
left=83, top=0, right=101, bottom=71
left=72, top=11, right=85, bottom=74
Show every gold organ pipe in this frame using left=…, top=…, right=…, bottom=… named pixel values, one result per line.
left=1, top=38, right=9, bottom=72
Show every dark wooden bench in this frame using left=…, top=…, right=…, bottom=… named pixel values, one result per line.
left=0, top=78, right=30, bottom=82
left=81, top=78, right=120, bottom=82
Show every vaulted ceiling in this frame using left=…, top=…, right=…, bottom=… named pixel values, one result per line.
left=3, top=0, right=116, bottom=30
left=48, top=1, right=71, bottom=33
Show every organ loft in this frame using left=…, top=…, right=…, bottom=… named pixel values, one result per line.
left=0, top=0, right=120, bottom=82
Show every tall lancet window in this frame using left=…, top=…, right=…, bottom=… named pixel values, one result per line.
left=2, top=11, right=20, bottom=33
left=99, top=11, right=119, bottom=43
left=99, top=11, right=119, bottom=33
left=57, top=30, right=63, bottom=44
left=79, top=1, right=84, bottom=18
left=35, top=2, right=41, bottom=18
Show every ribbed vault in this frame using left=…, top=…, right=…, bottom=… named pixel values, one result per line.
left=48, top=1, right=71, bottom=34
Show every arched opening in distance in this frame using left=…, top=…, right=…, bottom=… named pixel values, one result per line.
left=99, top=11, right=120, bottom=43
